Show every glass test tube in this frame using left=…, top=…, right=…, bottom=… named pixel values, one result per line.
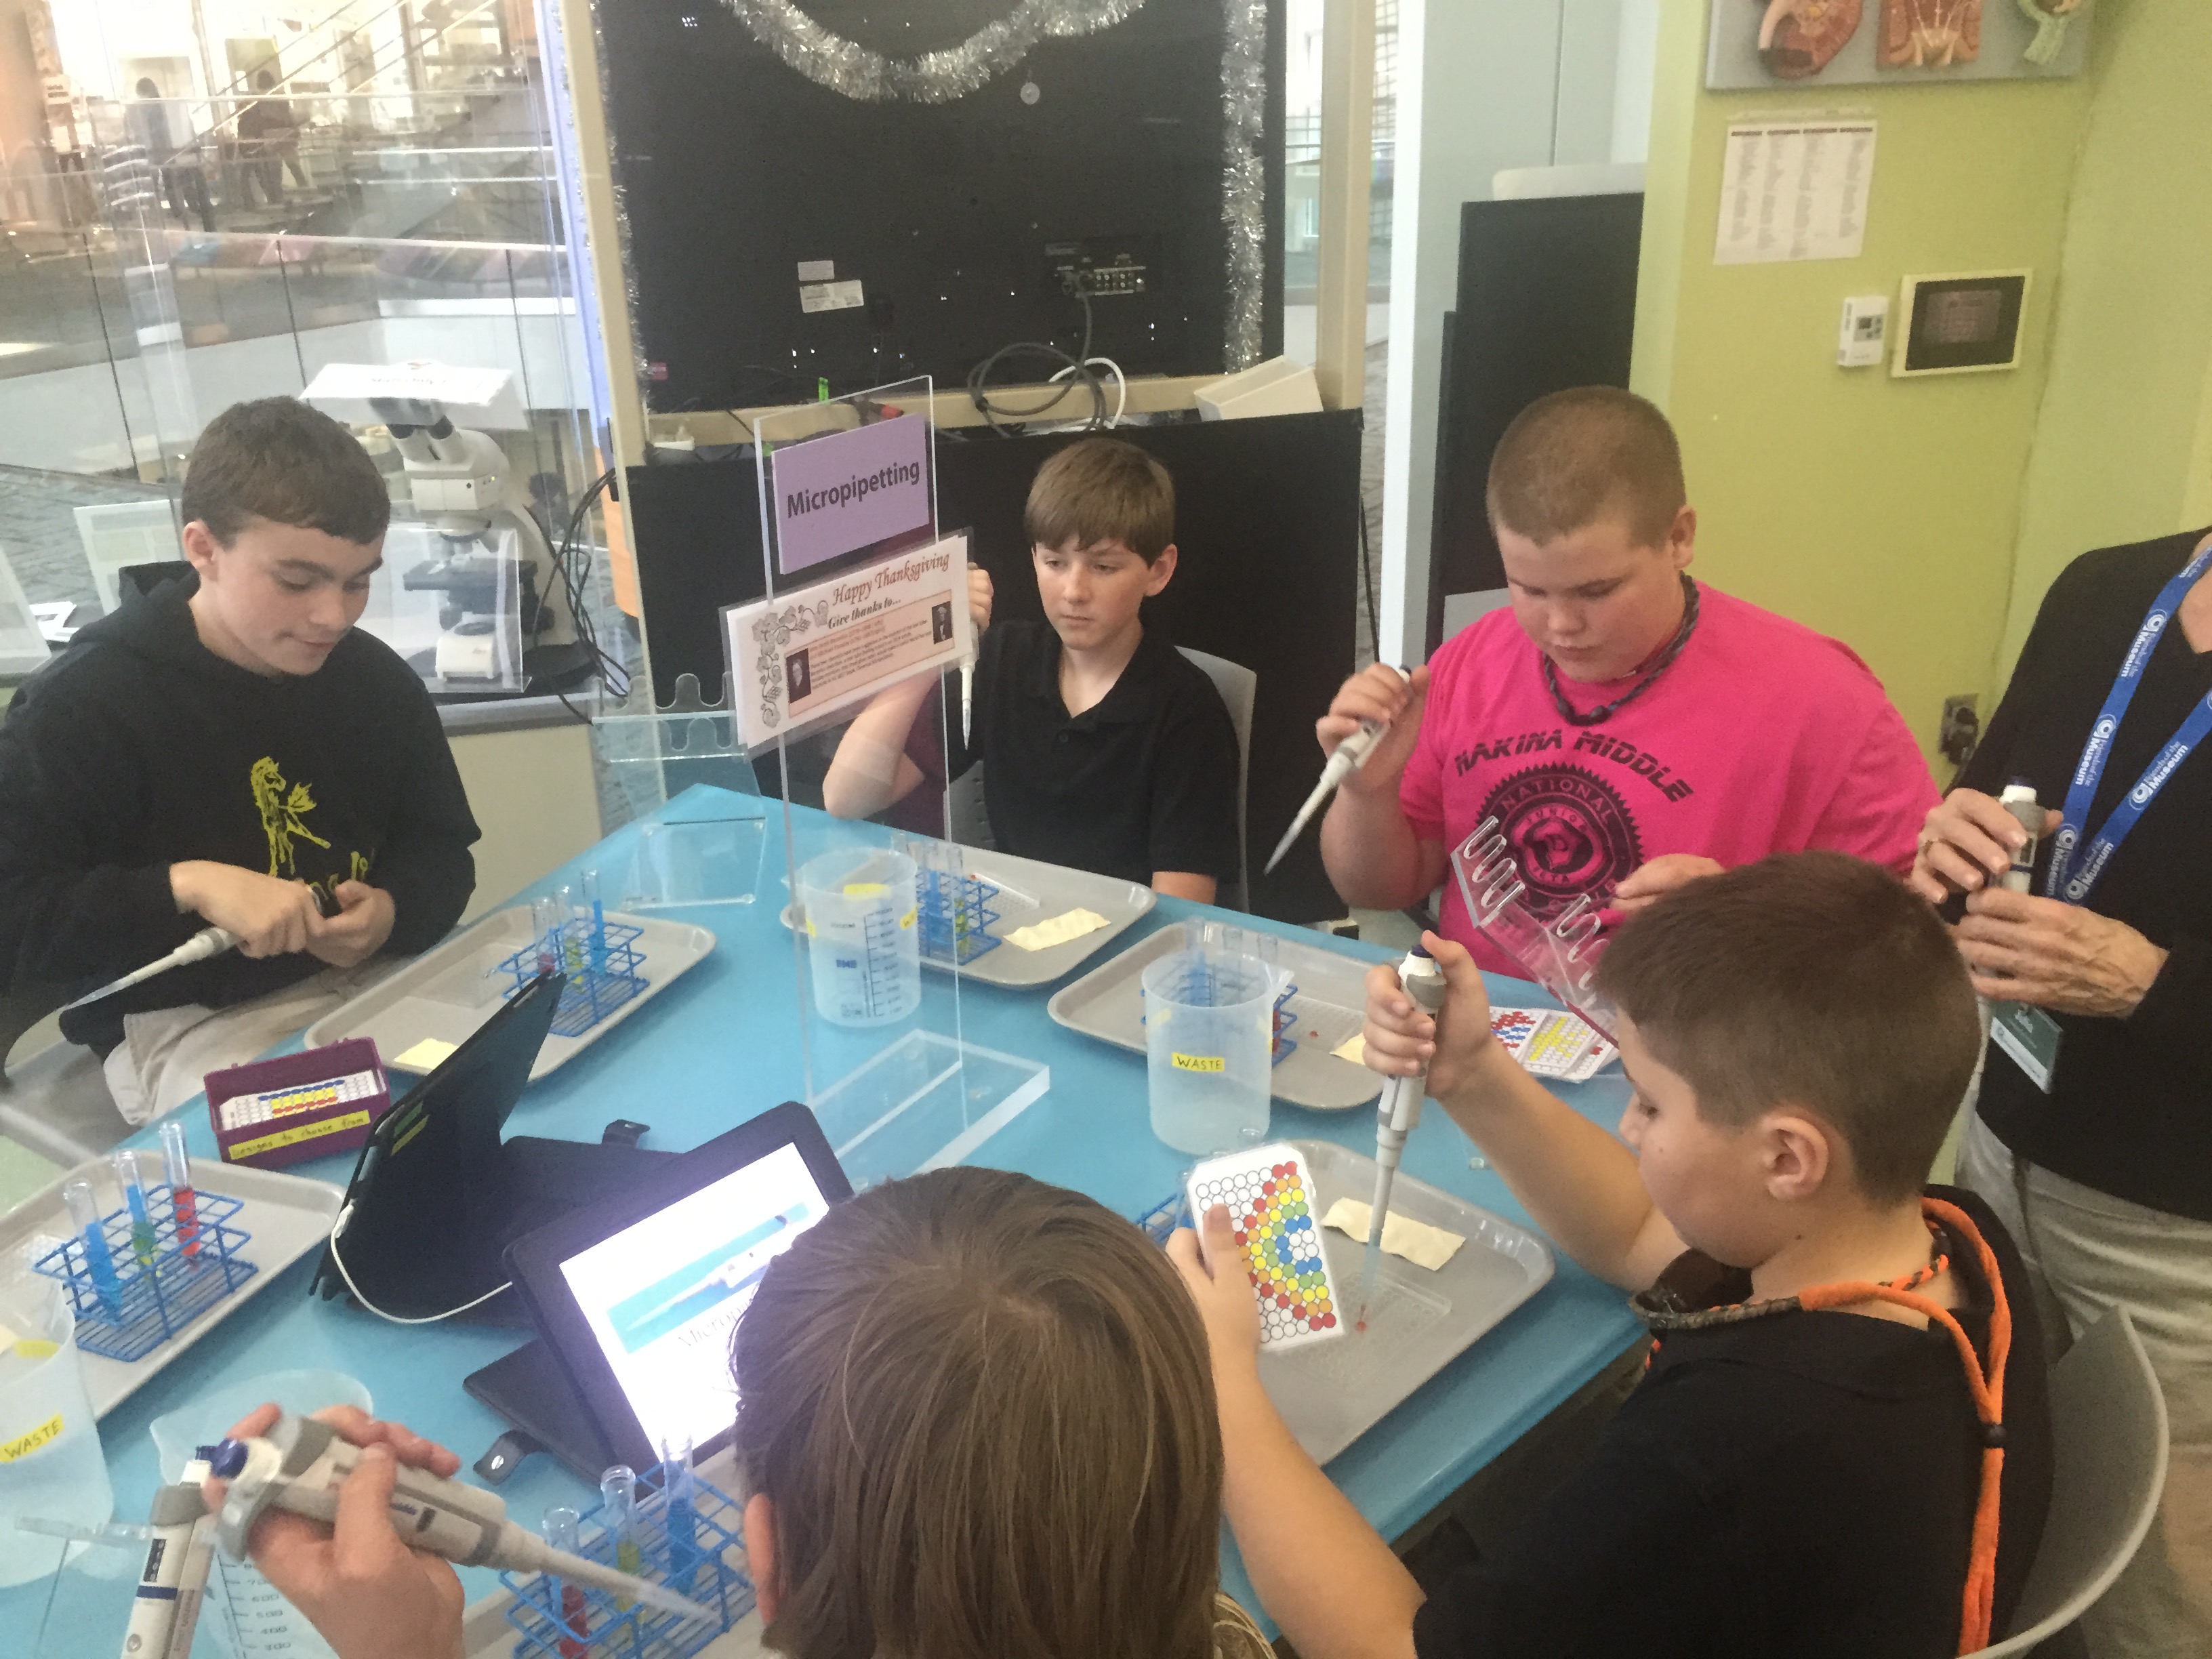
left=111, top=1147, right=156, bottom=1267
left=533, top=893, right=562, bottom=976
left=159, top=1120, right=200, bottom=1258
left=580, top=868, right=605, bottom=971
left=544, top=1505, right=589, bottom=1659
left=63, top=1179, right=123, bottom=1316
left=556, top=884, right=584, bottom=975
left=600, top=1465, right=641, bottom=1610
left=659, top=1433, right=699, bottom=1592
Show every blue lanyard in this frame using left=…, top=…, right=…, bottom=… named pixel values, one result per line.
left=2047, top=541, right=2212, bottom=905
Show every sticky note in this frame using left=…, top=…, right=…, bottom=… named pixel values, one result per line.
left=390, top=1038, right=459, bottom=1072
left=1330, top=1032, right=1366, bottom=1066
left=1320, top=1197, right=1466, bottom=1271
left=1004, top=907, right=1110, bottom=951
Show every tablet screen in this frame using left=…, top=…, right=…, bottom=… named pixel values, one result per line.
left=556, top=1140, right=831, bottom=1454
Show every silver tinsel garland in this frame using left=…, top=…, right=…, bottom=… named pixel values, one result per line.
left=718, top=0, right=1150, bottom=104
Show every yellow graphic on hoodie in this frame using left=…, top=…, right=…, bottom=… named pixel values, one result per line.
left=251, top=756, right=330, bottom=877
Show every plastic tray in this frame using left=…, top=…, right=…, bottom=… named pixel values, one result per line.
left=1265, top=1139, right=1554, bottom=1465
left=781, top=846, right=1155, bottom=989
left=303, top=907, right=716, bottom=1082
left=0, top=1155, right=342, bottom=1418
left=1046, top=923, right=1383, bottom=1110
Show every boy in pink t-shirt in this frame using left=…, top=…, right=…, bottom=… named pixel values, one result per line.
left=1319, top=388, right=1933, bottom=974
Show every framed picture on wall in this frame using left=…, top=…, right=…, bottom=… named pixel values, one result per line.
left=1706, top=0, right=2093, bottom=88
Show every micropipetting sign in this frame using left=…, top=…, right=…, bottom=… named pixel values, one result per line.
left=769, top=414, right=931, bottom=576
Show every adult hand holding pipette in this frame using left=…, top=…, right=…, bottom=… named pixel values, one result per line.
left=202, top=1403, right=466, bottom=1659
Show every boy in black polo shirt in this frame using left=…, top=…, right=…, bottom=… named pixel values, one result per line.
left=0, top=397, right=478, bottom=1122
left=1173, top=853, right=2054, bottom=1659
left=823, top=438, right=1239, bottom=901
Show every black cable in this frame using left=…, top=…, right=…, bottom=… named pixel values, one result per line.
left=962, top=286, right=1107, bottom=435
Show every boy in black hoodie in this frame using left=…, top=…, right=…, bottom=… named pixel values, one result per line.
left=0, top=397, right=479, bottom=1121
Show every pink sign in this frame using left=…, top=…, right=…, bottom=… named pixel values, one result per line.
left=769, top=413, right=931, bottom=575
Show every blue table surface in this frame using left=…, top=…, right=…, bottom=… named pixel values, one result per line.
left=16, top=792, right=1639, bottom=1654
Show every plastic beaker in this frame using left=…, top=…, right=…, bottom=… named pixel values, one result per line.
left=799, top=848, right=922, bottom=1027
left=0, top=1277, right=114, bottom=1588
left=1143, top=947, right=1275, bottom=1155
left=150, top=1369, right=371, bottom=1659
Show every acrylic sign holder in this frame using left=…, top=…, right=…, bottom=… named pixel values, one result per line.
left=33, top=1188, right=255, bottom=1363
left=499, top=1458, right=754, bottom=1659
left=1450, top=816, right=1620, bottom=1039
left=746, top=378, right=1047, bottom=1187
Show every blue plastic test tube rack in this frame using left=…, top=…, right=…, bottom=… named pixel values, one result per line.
left=499, top=914, right=651, bottom=1038
left=34, top=1186, right=255, bottom=1362
left=916, top=869, right=1003, bottom=968
left=501, top=1458, right=755, bottom=1659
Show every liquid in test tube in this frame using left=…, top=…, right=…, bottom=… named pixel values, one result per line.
left=63, top=1179, right=123, bottom=1316
left=545, top=1506, right=590, bottom=1659
left=160, top=1120, right=201, bottom=1258
left=659, top=1433, right=699, bottom=1593
left=580, top=868, right=606, bottom=970
left=111, top=1147, right=157, bottom=1267
left=533, top=894, right=563, bottom=976
left=600, top=1466, right=641, bottom=1611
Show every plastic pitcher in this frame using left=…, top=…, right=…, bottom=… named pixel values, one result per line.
left=0, top=1276, right=114, bottom=1588
left=799, top=848, right=922, bottom=1027
left=1143, top=947, right=1275, bottom=1155
left=150, top=1369, right=371, bottom=1659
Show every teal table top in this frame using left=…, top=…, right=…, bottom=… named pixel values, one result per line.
left=14, top=791, right=1639, bottom=1654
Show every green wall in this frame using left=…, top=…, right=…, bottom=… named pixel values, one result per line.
left=1634, top=1, right=2097, bottom=761
left=1999, top=0, right=2212, bottom=676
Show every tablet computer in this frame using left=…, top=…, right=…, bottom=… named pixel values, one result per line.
left=499, top=1101, right=852, bottom=1470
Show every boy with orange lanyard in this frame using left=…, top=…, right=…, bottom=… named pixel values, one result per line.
left=1174, top=853, right=2053, bottom=1659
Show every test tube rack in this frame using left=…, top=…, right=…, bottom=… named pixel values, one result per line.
left=916, top=868, right=1003, bottom=968
left=500, top=1460, right=755, bottom=1659
left=498, top=917, right=651, bottom=1039
left=33, top=1187, right=255, bottom=1362
left=1140, top=958, right=1303, bottom=1069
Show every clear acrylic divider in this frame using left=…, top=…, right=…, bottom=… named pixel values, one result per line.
left=1448, top=817, right=1621, bottom=1040
left=743, top=377, right=1046, bottom=1187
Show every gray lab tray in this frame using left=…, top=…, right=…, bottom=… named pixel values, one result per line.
left=0, top=1156, right=343, bottom=1418
left=304, top=906, right=716, bottom=1081
left=782, top=846, right=1156, bottom=989
left=1046, top=922, right=1383, bottom=1110
left=1269, top=1139, right=1555, bottom=1465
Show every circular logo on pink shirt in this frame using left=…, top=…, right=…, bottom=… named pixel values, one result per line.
left=1481, top=764, right=1643, bottom=918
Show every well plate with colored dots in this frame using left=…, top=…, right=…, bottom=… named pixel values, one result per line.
left=1186, top=1144, right=1344, bottom=1351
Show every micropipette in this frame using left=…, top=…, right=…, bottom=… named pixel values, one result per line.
left=118, top=1473, right=218, bottom=1659
left=1999, top=781, right=2043, bottom=894
left=1264, top=668, right=1409, bottom=876
left=1354, top=946, right=1448, bottom=1330
left=62, top=927, right=239, bottom=1014
left=209, top=1413, right=714, bottom=1623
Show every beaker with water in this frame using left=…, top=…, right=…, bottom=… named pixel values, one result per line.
left=149, top=1368, right=371, bottom=1659
left=799, top=848, right=922, bottom=1027
left=1143, top=945, right=1275, bottom=1155
left=0, top=1275, right=113, bottom=1589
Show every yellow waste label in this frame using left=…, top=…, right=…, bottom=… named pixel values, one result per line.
left=231, top=1110, right=373, bottom=1161
left=0, top=1414, right=64, bottom=1461
left=843, top=882, right=888, bottom=897
left=1171, top=1053, right=1226, bottom=1073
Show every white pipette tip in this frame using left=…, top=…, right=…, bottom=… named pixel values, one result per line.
left=539, top=1543, right=716, bottom=1621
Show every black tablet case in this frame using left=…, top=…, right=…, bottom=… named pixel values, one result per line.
left=311, top=972, right=674, bottom=1326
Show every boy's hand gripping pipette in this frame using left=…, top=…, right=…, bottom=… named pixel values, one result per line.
left=1265, top=665, right=1412, bottom=876
left=208, top=1412, right=714, bottom=1622
left=1355, top=946, right=1448, bottom=1329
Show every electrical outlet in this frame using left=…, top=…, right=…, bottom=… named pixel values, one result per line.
left=1939, top=695, right=1980, bottom=769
